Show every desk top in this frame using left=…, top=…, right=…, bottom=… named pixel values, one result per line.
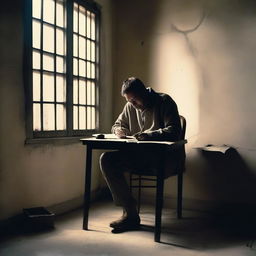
left=80, top=137, right=187, bottom=150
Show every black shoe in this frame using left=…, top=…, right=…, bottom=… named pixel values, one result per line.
left=111, top=224, right=141, bottom=233
left=110, top=215, right=140, bottom=229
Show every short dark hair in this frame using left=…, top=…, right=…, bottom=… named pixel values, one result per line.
left=121, top=77, right=147, bottom=96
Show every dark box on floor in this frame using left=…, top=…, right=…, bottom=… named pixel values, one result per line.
left=23, top=207, right=55, bottom=231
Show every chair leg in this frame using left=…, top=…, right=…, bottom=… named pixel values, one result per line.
left=129, top=173, right=132, bottom=192
left=138, top=175, right=141, bottom=214
left=177, top=172, right=183, bottom=219
left=155, top=170, right=164, bottom=242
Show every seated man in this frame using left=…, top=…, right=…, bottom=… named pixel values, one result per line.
left=100, top=77, right=182, bottom=233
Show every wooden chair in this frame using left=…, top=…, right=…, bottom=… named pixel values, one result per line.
left=129, top=115, right=186, bottom=242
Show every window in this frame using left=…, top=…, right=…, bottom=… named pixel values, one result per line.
left=24, top=0, right=100, bottom=139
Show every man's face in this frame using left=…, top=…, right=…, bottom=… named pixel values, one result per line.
left=124, top=92, right=146, bottom=111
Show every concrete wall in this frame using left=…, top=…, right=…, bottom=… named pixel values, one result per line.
left=113, top=0, right=256, bottom=210
left=2, top=0, right=256, bottom=220
left=0, top=0, right=113, bottom=220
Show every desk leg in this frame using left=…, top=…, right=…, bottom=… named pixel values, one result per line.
left=155, top=166, right=164, bottom=242
left=83, top=145, right=92, bottom=230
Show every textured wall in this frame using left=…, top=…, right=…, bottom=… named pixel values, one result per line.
left=113, top=0, right=256, bottom=209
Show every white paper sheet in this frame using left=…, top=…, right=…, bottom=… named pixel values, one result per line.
left=194, top=145, right=231, bottom=154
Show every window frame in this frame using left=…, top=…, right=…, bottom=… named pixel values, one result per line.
left=23, top=0, right=101, bottom=140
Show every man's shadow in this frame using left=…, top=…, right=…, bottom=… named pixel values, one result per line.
left=145, top=147, right=256, bottom=249
left=201, top=147, right=256, bottom=214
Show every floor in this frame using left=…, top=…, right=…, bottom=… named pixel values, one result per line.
left=0, top=200, right=256, bottom=256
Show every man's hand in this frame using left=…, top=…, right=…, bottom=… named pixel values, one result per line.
left=115, top=128, right=127, bottom=138
left=134, top=132, right=150, bottom=141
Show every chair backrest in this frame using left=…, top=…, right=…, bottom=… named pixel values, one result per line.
left=179, top=115, right=186, bottom=140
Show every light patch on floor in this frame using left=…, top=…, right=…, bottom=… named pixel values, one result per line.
left=0, top=200, right=256, bottom=256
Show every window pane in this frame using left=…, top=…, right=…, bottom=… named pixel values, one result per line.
left=79, top=6, right=86, bottom=36
left=33, top=103, right=41, bottom=131
left=73, top=3, right=78, bottom=33
left=91, top=82, right=96, bottom=105
left=87, top=11, right=91, bottom=38
left=56, top=75, right=66, bottom=102
left=56, top=1, right=65, bottom=28
left=91, top=107, right=96, bottom=129
left=33, top=50, right=40, bottom=69
left=33, top=71, right=41, bottom=101
left=79, top=36, right=86, bottom=59
left=91, top=63, right=95, bottom=79
left=73, top=79, right=78, bottom=104
left=87, top=81, right=95, bottom=105
left=79, top=59, right=86, bottom=77
left=79, top=106, right=86, bottom=129
left=91, top=41, right=95, bottom=61
left=73, top=105, right=78, bottom=129
left=43, top=24, right=54, bottom=52
left=86, top=62, right=91, bottom=78
left=56, top=56, right=65, bottom=73
left=33, top=0, right=41, bottom=19
left=43, top=54, right=54, bottom=71
left=86, top=40, right=91, bottom=60
left=56, top=28, right=65, bottom=55
left=73, top=34, right=78, bottom=57
left=30, top=2, right=99, bottom=135
left=86, top=107, right=95, bottom=129
left=56, top=104, right=66, bottom=130
left=43, top=0, right=55, bottom=24
left=43, top=104, right=55, bottom=130
left=73, top=58, right=78, bottom=76
left=33, top=20, right=41, bottom=49
left=79, top=79, right=86, bottom=104
left=91, top=13, right=96, bottom=40
left=86, top=107, right=90, bottom=129
left=43, top=73, right=54, bottom=101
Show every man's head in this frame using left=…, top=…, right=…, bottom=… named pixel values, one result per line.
left=121, top=77, right=149, bottom=111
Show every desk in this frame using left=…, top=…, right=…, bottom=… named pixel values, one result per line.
left=80, top=137, right=187, bottom=240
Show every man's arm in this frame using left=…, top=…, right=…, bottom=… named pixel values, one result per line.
left=138, top=96, right=181, bottom=141
left=111, top=103, right=131, bottom=137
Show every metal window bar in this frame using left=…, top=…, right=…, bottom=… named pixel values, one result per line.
left=54, top=0, right=57, bottom=131
left=77, top=4, right=80, bottom=130
left=84, top=7, right=88, bottom=130
left=95, top=9, right=100, bottom=130
left=40, top=0, right=44, bottom=131
left=25, top=0, right=33, bottom=138
left=92, top=12, right=97, bottom=130
left=33, top=18, right=66, bottom=33
left=33, top=68, right=65, bottom=76
left=89, top=11, right=92, bottom=129
left=66, top=0, right=73, bottom=135
left=85, top=8, right=88, bottom=130
left=73, top=74, right=96, bottom=81
left=72, top=32, right=97, bottom=44
left=32, top=49, right=65, bottom=59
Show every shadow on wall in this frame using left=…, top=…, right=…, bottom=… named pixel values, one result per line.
left=146, top=1, right=208, bottom=143
left=170, top=11, right=206, bottom=58
left=201, top=147, right=256, bottom=214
